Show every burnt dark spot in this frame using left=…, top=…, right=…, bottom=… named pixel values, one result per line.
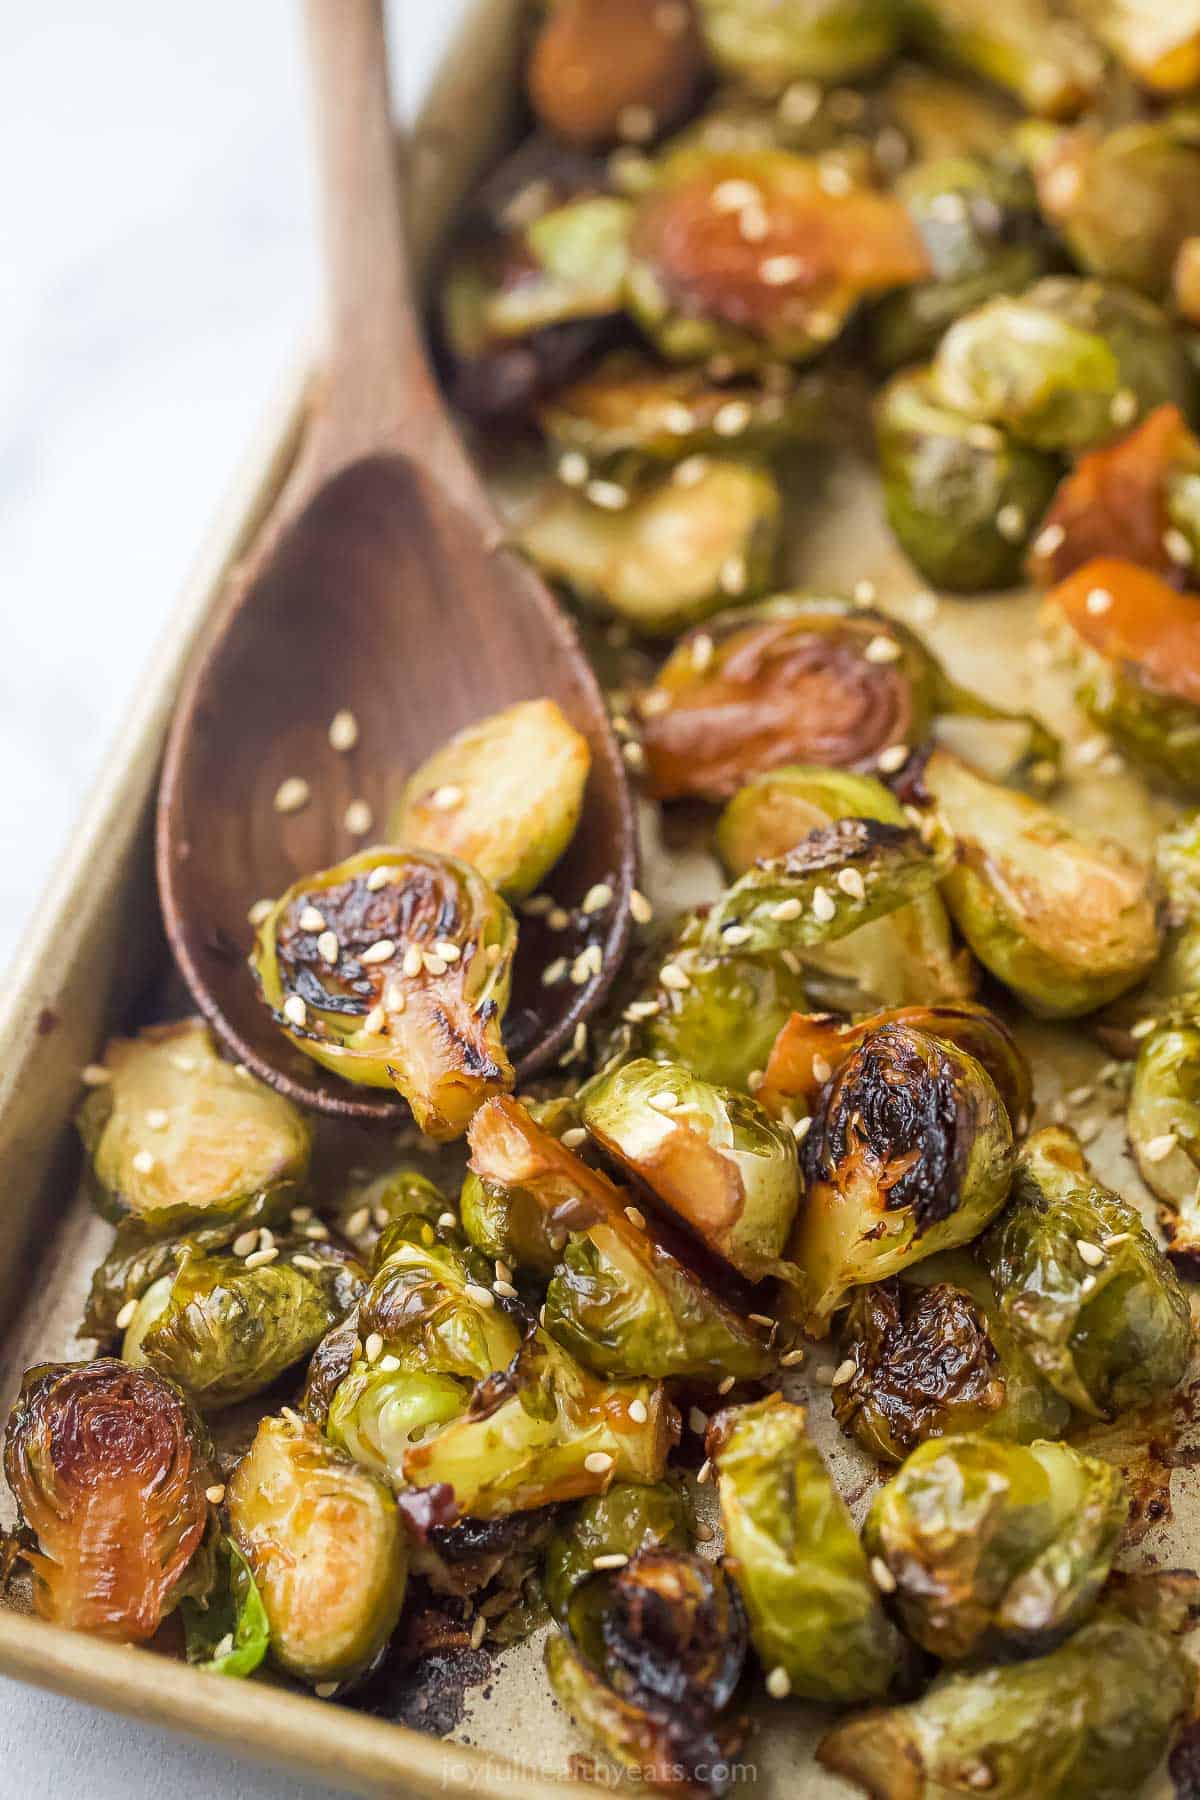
left=35, top=1007, right=58, bottom=1037
left=600, top=1550, right=747, bottom=1717
left=1170, top=1719, right=1200, bottom=1796
left=358, top=1643, right=491, bottom=1736
left=772, top=816, right=916, bottom=878
left=428, top=1506, right=557, bottom=1561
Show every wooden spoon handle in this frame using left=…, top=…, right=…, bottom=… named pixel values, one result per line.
left=302, top=0, right=484, bottom=510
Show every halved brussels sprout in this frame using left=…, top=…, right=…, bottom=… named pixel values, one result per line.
left=468, top=1096, right=775, bottom=1379
left=227, top=1413, right=405, bottom=1686
left=832, top=1253, right=1072, bottom=1464
left=392, top=700, right=590, bottom=900
left=871, top=155, right=1054, bottom=373
left=787, top=1022, right=1015, bottom=1335
left=250, top=847, right=517, bottom=1140
left=864, top=1435, right=1127, bottom=1662
left=1043, top=556, right=1200, bottom=796
left=402, top=1327, right=677, bottom=1517
left=77, top=1018, right=312, bottom=1236
left=876, top=368, right=1059, bottom=592
left=693, top=0, right=901, bottom=92
left=626, top=148, right=929, bottom=367
left=710, top=1396, right=904, bottom=1704
left=979, top=1126, right=1192, bottom=1419
left=538, top=353, right=831, bottom=469
left=580, top=1057, right=800, bottom=1279
left=923, top=748, right=1162, bottom=1018
left=3, top=1359, right=215, bottom=1641
left=1140, top=809, right=1200, bottom=1012
left=519, top=456, right=782, bottom=638
left=546, top=1549, right=748, bottom=1797
left=1027, top=404, right=1200, bottom=587
left=1066, top=0, right=1200, bottom=94
left=180, top=1536, right=269, bottom=1679
left=542, top=1479, right=694, bottom=1623
left=818, top=1572, right=1200, bottom=1800
left=716, top=765, right=973, bottom=1011
left=1128, top=1019, right=1200, bottom=1270
left=1028, top=117, right=1200, bottom=300
left=327, top=1165, right=448, bottom=1259
left=460, top=1095, right=583, bottom=1276
left=527, top=0, right=707, bottom=150
left=931, top=277, right=1196, bottom=454
left=121, top=1240, right=364, bottom=1412
left=762, top=1001, right=1032, bottom=1133
left=907, top=0, right=1105, bottom=116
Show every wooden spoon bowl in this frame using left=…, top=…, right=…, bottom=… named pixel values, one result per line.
left=156, top=2, right=635, bottom=1123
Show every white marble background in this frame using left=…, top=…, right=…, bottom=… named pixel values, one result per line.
left=1, top=2, right=468, bottom=1792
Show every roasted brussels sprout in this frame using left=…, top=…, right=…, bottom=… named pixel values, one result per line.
left=877, top=60, right=1022, bottom=166
left=77, top=1018, right=311, bottom=1235
left=402, top=1327, right=677, bottom=1517
left=876, top=368, right=1059, bottom=591
left=930, top=277, right=1196, bottom=454
left=392, top=700, right=589, bottom=900
left=710, top=1396, right=904, bottom=1705
left=1026, top=404, right=1200, bottom=587
left=1028, top=116, right=1200, bottom=300
left=327, top=1165, right=448, bottom=1259
left=460, top=1096, right=582, bottom=1276
left=1066, top=0, right=1200, bottom=94
left=871, top=155, right=1054, bottom=373
left=923, top=748, right=1162, bottom=1018
left=762, top=1001, right=1032, bottom=1133
left=542, top=1479, right=694, bottom=1622
left=1128, top=1018, right=1200, bottom=1270
left=180, top=1536, right=269, bottom=1678
left=864, top=1435, right=1126, bottom=1661
left=3, top=1359, right=215, bottom=1641
left=121, top=1240, right=364, bottom=1411
left=527, top=0, right=707, bottom=151
left=1143, top=809, right=1200, bottom=1009
left=788, top=1022, right=1015, bottom=1335
left=519, top=456, right=782, bottom=638
left=1043, top=557, right=1200, bottom=796
left=250, top=847, right=516, bottom=1140
left=693, top=0, right=901, bottom=92
left=468, top=1096, right=775, bottom=1379
left=227, top=1413, right=405, bottom=1686
left=832, top=1253, right=1072, bottom=1463
left=907, top=0, right=1105, bottom=116
left=546, top=1549, right=748, bottom=1797
left=580, top=1057, right=800, bottom=1279
left=818, top=1572, right=1200, bottom=1800
left=625, top=148, right=929, bottom=367
left=979, top=1126, right=1192, bottom=1419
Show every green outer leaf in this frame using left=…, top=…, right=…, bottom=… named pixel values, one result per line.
left=180, top=1537, right=269, bottom=1679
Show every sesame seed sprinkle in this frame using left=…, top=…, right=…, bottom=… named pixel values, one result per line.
left=317, top=930, right=339, bottom=965
left=630, top=889, right=653, bottom=924
left=328, top=710, right=359, bottom=752
left=558, top=450, right=589, bottom=487
left=625, top=1206, right=647, bottom=1230
left=765, top=1667, right=791, bottom=1700
left=247, top=898, right=274, bottom=927
left=344, top=799, right=373, bottom=836
left=592, top=1553, right=629, bottom=1571
left=876, top=744, right=909, bottom=774
left=542, top=957, right=568, bottom=987
left=584, top=1451, right=614, bottom=1475
left=870, top=1556, right=897, bottom=1594
left=244, top=1246, right=278, bottom=1270
left=115, top=1298, right=138, bottom=1331
left=466, top=1283, right=496, bottom=1309
left=80, top=1063, right=112, bottom=1088
left=586, top=478, right=629, bottom=511
left=659, top=961, right=691, bottom=990
left=205, top=1484, right=226, bottom=1506
left=1076, top=1239, right=1105, bottom=1267
left=811, top=885, right=836, bottom=923
left=864, top=635, right=902, bottom=663
left=132, top=1149, right=155, bottom=1176
left=832, top=1358, right=856, bottom=1386
left=274, top=777, right=310, bottom=815
left=837, top=866, right=867, bottom=900
left=583, top=882, right=613, bottom=914
left=431, top=784, right=464, bottom=811
left=362, top=1004, right=387, bottom=1035
left=1085, top=586, right=1112, bottom=615
left=770, top=898, right=803, bottom=922
left=760, top=254, right=805, bottom=285
left=1143, top=1133, right=1178, bottom=1162
left=298, top=905, right=327, bottom=932
left=360, top=939, right=396, bottom=966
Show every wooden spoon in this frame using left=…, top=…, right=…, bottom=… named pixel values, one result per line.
left=156, top=0, right=636, bottom=1123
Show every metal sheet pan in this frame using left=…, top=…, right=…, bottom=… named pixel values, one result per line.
left=0, top=4, right=1195, bottom=1795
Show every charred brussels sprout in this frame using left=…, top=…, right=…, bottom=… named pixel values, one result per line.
left=1044, top=557, right=1200, bottom=796
left=872, top=155, right=1053, bottom=374
left=818, top=1572, right=1200, bottom=1800
left=930, top=278, right=1196, bottom=455
left=788, top=1022, right=1015, bottom=1335
left=979, top=1126, right=1192, bottom=1419
left=460, top=1095, right=583, bottom=1276
left=527, top=0, right=707, bottom=151
left=3, top=1359, right=215, bottom=1641
left=77, top=1018, right=311, bottom=1235
left=121, top=1241, right=364, bottom=1411
left=542, top=1479, right=694, bottom=1622
left=519, top=456, right=781, bottom=638
left=546, top=1549, right=748, bottom=1797
left=626, top=148, right=929, bottom=367
left=227, top=1414, right=405, bottom=1686
left=832, top=1254, right=1072, bottom=1464
left=393, top=700, right=589, bottom=900
left=710, top=1397, right=904, bottom=1704
left=693, top=0, right=901, bottom=92
left=180, top=1536, right=269, bottom=1678
left=468, top=1097, right=774, bottom=1380
left=1128, top=1019, right=1200, bottom=1269
left=907, top=0, right=1105, bottom=117
left=250, top=847, right=516, bottom=1140
left=327, top=1165, right=448, bottom=1259
left=1065, top=0, right=1200, bottom=95
left=580, top=1057, right=800, bottom=1280
left=876, top=368, right=1058, bottom=592
left=923, top=748, right=1162, bottom=1017
left=402, top=1327, right=676, bottom=1517
left=864, top=1435, right=1126, bottom=1662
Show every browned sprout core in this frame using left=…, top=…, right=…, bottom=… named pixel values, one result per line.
left=528, top=0, right=707, bottom=150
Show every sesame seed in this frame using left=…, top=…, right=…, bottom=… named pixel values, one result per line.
left=247, top=898, right=274, bottom=927
left=864, top=635, right=901, bottom=664
left=770, top=898, right=803, bottom=922
left=628, top=1397, right=651, bottom=1427
left=584, top=1451, right=614, bottom=1475
left=328, top=710, right=359, bottom=752
left=364, top=1332, right=383, bottom=1363
left=1085, top=586, right=1112, bottom=615
left=811, top=885, right=837, bottom=923
left=205, top=1484, right=226, bottom=1506
left=1165, top=528, right=1194, bottom=566
left=437, top=1212, right=458, bottom=1232
left=81, top=1062, right=113, bottom=1087
left=712, top=178, right=763, bottom=213
left=115, top=1298, right=138, bottom=1331
left=747, top=1068, right=764, bottom=1093
left=1033, top=522, right=1066, bottom=558
left=494, top=1279, right=518, bottom=1300
left=298, top=905, right=326, bottom=932
left=624, top=1205, right=647, bottom=1230
left=360, top=939, right=395, bottom=966
left=739, top=203, right=769, bottom=241
left=965, top=1765, right=994, bottom=1791
left=431, top=784, right=464, bottom=811
left=674, top=454, right=711, bottom=490
left=315, top=1682, right=338, bottom=1699
left=1076, top=1239, right=1105, bottom=1267
left=689, top=1406, right=709, bottom=1435
left=760, top=254, right=805, bottom=285
left=131, top=1149, right=155, bottom=1176
left=995, top=503, right=1026, bottom=543
left=779, top=79, right=821, bottom=126
left=344, top=799, right=373, bottom=836
left=1074, top=734, right=1109, bottom=767
left=719, top=554, right=748, bottom=596
left=819, top=161, right=853, bottom=196
left=401, top=945, right=424, bottom=978
left=910, top=591, right=938, bottom=626
left=469, top=1613, right=487, bottom=1651
left=748, top=1313, right=775, bottom=1329
left=558, top=450, right=589, bottom=487
left=663, top=403, right=696, bottom=435
left=780, top=1346, right=807, bottom=1366
left=876, top=744, right=909, bottom=774
left=1131, top=1017, right=1157, bottom=1040
left=722, top=924, right=753, bottom=946
left=542, top=957, right=568, bottom=987
left=423, top=952, right=449, bottom=977
left=274, top=777, right=310, bottom=814
left=362, top=1004, right=387, bottom=1035
left=466, top=1283, right=496, bottom=1309
left=592, top=1552, right=630, bottom=1573
left=639, top=689, right=670, bottom=717
left=623, top=740, right=646, bottom=770
left=617, top=103, right=656, bottom=143
left=233, top=1229, right=260, bottom=1257
left=292, top=1254, right=324, bottom=1273
left=303, top=1221, right=329, bottom=1240
left=345, top=1206, right=371, bottom=1238
left=1102, top=1232, right=1131, bottom=1249
left=144, top=1108, right=169, bottom=1132
left=244, top=1246, right=278, bottom=1270
left=651, top=1090, right=680, bottom=1112
left=793, top=1117, right=812, bottom=1142
left=625, top=999, right=662, bottom=1021
left=714, top=400, right=753, bottom=437
left=317, top=930, right=339, bottom=965
left=586, top=478, right=629, bottom=511
left=765, top=1666, right=791, bottom=1700
left=282, top=995, right=308, bottom=1029
left=630, top=889, right=653, bottom=925
left=870, top=1556, right=897, bottom=1594
left=837, top=866, right=867, bottom=900
left=377, top=1354, right=400, bottom=1373
left=696, top=1459, right=712, bottom=1485
left=1076, top=1117, right=1100, bottom=1144
left=966, top=424, right=1002, bottom=451
left=1143, top=1133, right=1178, bottom=1162
left=1110, top=388, right=1138, bottom=427
left=831, top=1358, right=856, bottom=1386
left=583, top=882, right=613, bottom=915
left=852, top=579, right=877, bottom=605
left=659, top=961, right=691, bottom=991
